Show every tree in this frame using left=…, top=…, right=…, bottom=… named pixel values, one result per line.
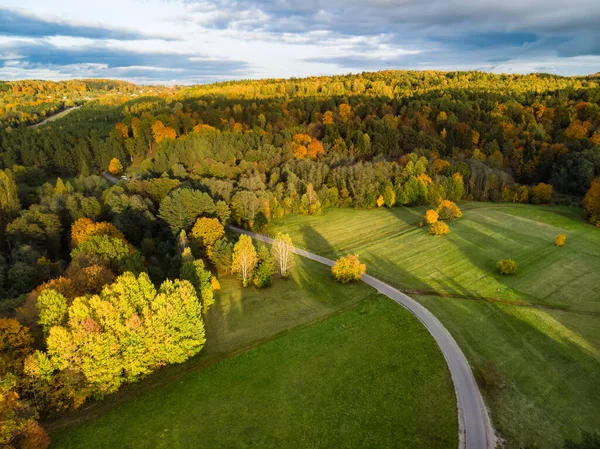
left=209, top=238, right=233, bottom=273
left=231, top=235, right=257, bottom=287
left=331, top=255, right=366, bottom=283
left=253, top=246, right=274, bottom=288
left=25, top=272, right=205, bottom=409
left=108, top=158, right=123, bottom=176
left=159, top=189, right=216, bottom=234
left=424, top=209, right=439, bottom=224
left=437, top=200, right=462, bottom=220
left=448, top=173, right=465, bottom=202
left=71, top=235, right=143, bottom=274
left=0, top=169, right=21, bottom=224
left=376, top=195, right=385, bottom=207
left=555, top=234, right=567, bottom=247
left=531, top=183, right=553, bottom=204
left=0, top=375, right=50, bottom=449
left=497, top=259, right=517, bottom=275
left=71, top=218, right=126, bottom=248
left=180, top=259, right=214, bottom=313
left=190, top=217, right=225, bottom=253
left=429, top=221, right=450, bottom=235
left=583, top=178, right=600, bottom=226
left=6, top=206, right=63, bottom=258
left=271, top=233, right=294, bottom=277
left=0, top=319, right=33, bottom=377
left=37, top=289, right=68, bottom=334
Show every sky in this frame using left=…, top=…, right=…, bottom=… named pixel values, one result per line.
left=0, top=0, right=599, bottom=85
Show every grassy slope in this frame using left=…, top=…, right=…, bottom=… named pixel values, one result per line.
left=50, top=257, right=457, bottom=449
left=268, top=203, right=600, bottom=449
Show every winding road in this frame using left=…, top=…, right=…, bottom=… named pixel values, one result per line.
left=230, top=226, right=496, bottom=449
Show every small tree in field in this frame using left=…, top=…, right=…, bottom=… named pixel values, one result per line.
left=437, top=200, right=462, bottom=220
left=429, top=221, right=449, bottom=235
left=497, top=259, right=517, bottom=275
left=555, top=234, right=566, bottom=247
left=331, top=255, right=366, bottom=284
left=424, top=209, right=439, bottom=224
left=231, top=235, right=257, bottom=287
left=108, top=158, right=123, bottom=176
left=271, top=233, right=295, bottom=277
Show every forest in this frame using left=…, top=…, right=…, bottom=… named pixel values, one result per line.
left=1, top=70, right=600, bottom=447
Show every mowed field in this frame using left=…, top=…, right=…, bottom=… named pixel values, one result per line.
left=49, top=256, right=457, bottom=449
left=268, top=203, right=600, bottom=449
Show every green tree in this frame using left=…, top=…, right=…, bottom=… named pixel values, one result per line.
left=253, top=246, right=274, bottom=288
left=0, top=169, right=21, bottom=224
left=158, top=189, right=216, bottom=234
left=180, top=259, right=214, bottom=313
left=209, top=238, right=233, bottom=273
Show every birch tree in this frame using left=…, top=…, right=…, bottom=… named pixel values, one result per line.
left=231, top=235, right=257, bottom=287
left=271, top=232, right=294, bottom=277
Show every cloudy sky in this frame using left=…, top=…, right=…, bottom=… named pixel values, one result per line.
left=0, top=0, right=599, bottom=84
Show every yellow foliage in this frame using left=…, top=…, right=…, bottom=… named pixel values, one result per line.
left=108, top=158, right=123, bottom=175
left=376, top=195, right=384, bottom=207
left=555, top=234, right=566, bottom=247
left=417, top=173, right=433, bottom=186
left=424, top=209, right=439, bottom=224
left=191, top=217, right=225, bottom=250
left=429, top=221, right=449, bottom=235
left=331, top=254, right=366, bottom=283
left=437, top=200, right=462, bottom=220
left=71, top=218, right=126, bottom=248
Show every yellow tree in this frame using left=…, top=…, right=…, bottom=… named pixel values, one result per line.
left=108, top=158, right=123, bottom=176
left=331, top=255, right=366, bottom=283
left=190, top=217, right=225, bottom=253
left=231, top=235, right=258, bottom=287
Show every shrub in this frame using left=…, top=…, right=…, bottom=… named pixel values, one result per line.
left=331, top=255, right=366, bottom=284
left=583, top=178, right=600, bottom=226
left=531, top=182, right=553, bottom=204
left=429, top=221, right=449, bottom=235
left=437, top=200, right=462, bottom=220
left=497, top=259, right=517, bottom=275
left=555, top=234, right=566, bottom=247
left=424, top=209, right=439, bottom=224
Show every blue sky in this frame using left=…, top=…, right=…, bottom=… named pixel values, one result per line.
left=0, top=0, right=599, bottom=84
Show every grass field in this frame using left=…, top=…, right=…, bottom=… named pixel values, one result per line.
left=49, top=256, right=457, bottom=449
left=268, top=203, right=600, bottom=449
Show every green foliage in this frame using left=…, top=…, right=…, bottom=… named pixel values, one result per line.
left=209, top=238, right=233, bottom=273
left=565, top=431, right=600, bottom=449
left=158, top=189, right=216, bottom=234
left=253, top=246, right=274, bottom=288
left=180, top=259, right=214, bottom=313
left=0, top=169, right=21, bottom=221
left=6, top=206, right=63, bottom=258
left=70, top=235, right=144, bottom=274
left=497, top=259, right=518, bottom=275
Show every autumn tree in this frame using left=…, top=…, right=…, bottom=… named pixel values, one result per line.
left=231, top=235, right=258, bottom=287
left=583, top=178, right=600, bottom=226
left=71, top=218, right=126, bottom=248
left=271, top=233, right=294, bottom=277
left=531, top=183, right=553, bottom=204
left=555, top=234, right=567, bottom=247
left=108, top=158, right=123, bottom=176
left=152, top=120, right=177, bottom=143
left=0, top=375, right=50, bottom=449
left=0, top=319, right=33, bottom=377
left=424, top=209, right=439, bottom=224
left=429, top=221, right=450, bottom=235
left=37, top=289, right=68, bottom=334
left=437, top=200, right=462, bottom=220
left=331, top=255, right=366, bottom=283
left=25, top=272, right=205, bottom=409
left=190, top=217, right=225, bottom=254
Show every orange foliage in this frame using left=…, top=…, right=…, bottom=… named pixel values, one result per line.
left=152, top=120, right=177, bottom=143
left=437, top=200, right=462, bottom=220
left=71, top=218, right=126, bottom=248
left=115, top=122, right=129, bottom=139
left=322, top=111, right=334, bottom=125
left=108, top=157, right=123, bottom=175
left=417, top=173, right=433, bottom=186
left=307, top=140, right=325, bottom=159
left=293, top=133, right=312, bottom=146
left=338, top=103, right=352, bottom=122
left=293, top=145, right=308, bottom=159
left=192, top=123, right=218, bottom=134
left=431, top=159, right=450, bottom=174
left=565, top=119, right=592, bottom=140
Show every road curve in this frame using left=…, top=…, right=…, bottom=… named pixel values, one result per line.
left=230, top=226, right=495, bottom=449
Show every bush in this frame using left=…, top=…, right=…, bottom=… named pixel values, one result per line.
left=497, top=259, right=517, bottom=275
left=531, top=182, right=553, bottom=204
left=437, top=200, right=462, bottom=220
left=555, top=234, right=566, bottom=247
left=424, top=209, right=439, bottom=224
left=429, top=221, right=449, bottom=235
left=331, top=255, right=366, bottom=284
